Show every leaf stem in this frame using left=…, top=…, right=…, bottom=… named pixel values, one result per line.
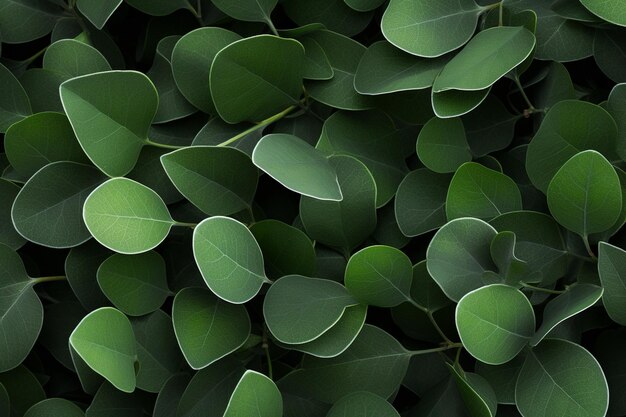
left=32, top=275, right=67, bottom=285
left=407, top=342, right=463, bottom=356
left=407, top=298, right=453, bottom=344
left=145, top=139, right=186, bottom=150
left=266, top=18, right=279, bottom=37
left=498, top=2, right=504, bottom=26
left=519, top=282, right=565, bottom=294
left=513, top=75, right=537, bottom=113
left=480, top=1, right=502, bottom=12
left=262, top=326, right=273, bottom=380
left=174, top=221, right=197, bottom=229
left=582, top=235, right=598, bottom=261
left=217, top=105, right=297, bottom=147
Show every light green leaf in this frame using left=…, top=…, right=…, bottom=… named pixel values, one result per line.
left=193, top=216, right=266, bottom=304
left=326, top=391, right=400, bottom=417
left=394, top=169, right=451, bottom=237
left=0, top=244, right=42, bottom=372
left=516, top=339, right=608, bottom=417
left=354, top=41, right=448, bottom=95
left=60, top=71, right=158, bottom=177
left=171, top=27, right=242, bottom=114
left=24, top=398, right=84, bottom=417
left=211, top=0, right=278, bottom=23
left=253, top=133, right=342, bottom=201
left=345, top=245, right=412, bottom=307
left=173, top=287, right=250, bottom=370
left=161, top=146, right=258, bottom=215
left=526, top=100, right=618, bottom=193
left=300, top=155, right=377, bottom=251
left=4, top=112, right=89, bottom=178
left=426, top=217, right=498, bottom=301
left=264, top=275, right=357, bottom=344
left=431, top=87, right=491, bottom=118
left=210, top=35, right=304, bottom=123
left=446, top=162, right=522, bottom=221
left=381, top=0, right=483, bottom=57
left=224, top=370, right=282, bottom=417
left=43, top=39, right=111, bottom=79
left=530, top=284, right=603, bottom=346
left=83, top=178, right=174, bottom=254
left=456, top=284, right=535, bottom=365
left=12, top=162, right=106, bottom=248
left=417, top=117, right=471, bottom=173
left=97, top=251, right=169, bottom=316
left=547, top=150, right=622, bottom=237
left=598, top=242, right=626, bottom=325
left=69, top=307, right=137, bottom=393
left=76, top=0, right=122, bottom=29
left=0, top=62, right=31, bottom=133
left=433, top=26, right=535, bottom=92
left=580, top=0, right=626, bottom=27
left=317, top=110, right=407, bottom=206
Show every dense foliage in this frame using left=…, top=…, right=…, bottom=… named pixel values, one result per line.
left=1, top=0, right=626, bottom=416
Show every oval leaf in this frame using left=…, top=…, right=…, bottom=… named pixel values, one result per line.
left=224, top=370, right=282, bottom=417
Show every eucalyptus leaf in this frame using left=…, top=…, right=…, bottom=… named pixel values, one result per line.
left=598, top=242, right=626, bottom=326
left=580, top=0, right=626, bottom=27
left=417, top=117, right=471, bottom=174
left=0, top=62, right=31, bottom=132
left=43, top=39, right=111, bottom=79
left=326, top=391, right=400, bottom=417
left=76, top=0, right=122, bottom=29
left=24, top=398, right=84, bottom=417
left=223, top=370, right=282, bottom=417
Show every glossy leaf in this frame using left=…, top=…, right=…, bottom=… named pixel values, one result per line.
left=193, top=216, right=266, bottom=303
left=580, top=0, right=626, bottom=26
left=172, top=287, right=250, bottom=369
left=223, top=370, right=282, bottom=417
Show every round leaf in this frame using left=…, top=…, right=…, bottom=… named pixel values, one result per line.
left=210, top=35, right=305, bottom=123
left=263, top=275, right=357, bottom=344
left=224, top=370, right=282, bottom=417
left=97, top=251, right=169, bottom=316
left=516, top=339, right=608, bottom=417
left=173, top=287, right=250, bottom=370
left=43, top=39, right=111, bottom=79
left=83, top=178, right=174, bottom=254
left=11, top=162, right=106, bottom=248
left=193, top=216, right=266, bottom=303
left=598, top=242, right=626, bottom=326
left=417, top=117, right=472, bottom=173
left=580, top=0, right=626, bottom=27
left=345, top=245, right=412, bottom=307
left=0, top=62, right=31, bottom=133
left=547, top=150, right=622, bottom=236
left=60, top=71, right=158, bottom=177
left=432, top=87, right=491, bottom=118
left=0, top=179, right=26, bottom=249
left=326, top=391, right=399, bottom=417
left=24, top=398, right=84, bottom=417
left=253, top=133, right=342, bottom=201
left=456, top=284, right=535, bottom=365
left=69, top=307, right=137, bottom=393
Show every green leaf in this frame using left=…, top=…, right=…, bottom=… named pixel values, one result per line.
left=526, top=100, right=618, bottom=193
left=0, top=179, right=26, bottom=249
left=4, top=112, right=89, bottom=178
left=354, top=41, right=448, bottom=95
left=253, top=133, right=342, bottom=201
left=0, top=244, right=42, bottom=372
left=12, top=162, right=106, bottom=248
left=475, top=355, right=525, bottom=405
left=83, top=178, right=174, bottom=254
left=282, top=0, right=372, bottom=37
left=224, top=370, right=282, bottom=417
left=295, top=36, right=334, bottom=81
left=85, top=382, right=146, bottom=417
left=211, top=0, right=277, bottom=23
left=24, top=398, right=84, bottom=417
left=426, top=217, right=498, bottom=302
left=530, top=284, right=602, bottom=346
left=39, top=301, right=88, bottom=371
left=250, top=219, right=316, bottom=278
left=172, top=287, right=250, bottom=370
left=210, top=35, right=304, bottom=123
left=456, top=284, right=535, bottom=365
left=547, top=150, right=622, bottom=236
left=161, top=146, right=258, bottom=215
left=462, top=96, right=518, bottom=157
left=0, top=0, right=61, bottom=43
left=608, top=83, right=626, bottom=161
left=60, top=71, right=158, bottom=177
left=0, top=385, right=8, bottom=417
left=65, top=240, right=111, bottom=310
left=431, top=87, right=491, bottom=118
left=317, top=110, right=407, bottom=206
left=76, top=0, right=122, bottom=29
left=97, top=251, right=169, bottom=316
left=193, top=216, right=266, bottom=303
left=171, top=27, right=242, bottom=114
left=124, top=0, right=189, bottom=16
left=69, top=307, right=137, bottom=393
left=448, top=365, right=497, bottom=417
left=417, top=117, right=472, bottom=173
left=394, top=169, right=451, bottom=237
left=276, top=304, right=367, bottom=358
left=597, top=242, right=626, bottom=325
left=580, top=0, right=626, bottom=26
left=300, top=155, right=377, bottom=251
left=154, top=374, right=190, bottom=417
left=345, top=245, right=412, bottom=307
left=516, top=339, right=608, bottom=417
left=277, top=325, right=410, bottom=403
left=446, top=162, right=522, bottom=221
left=0, top=366, right=45, bottom=417
left=432, top=27, right=535, bottom=92
left=0, top=62, right=31, bottom=133
left=43, top=39, right=111, bottom=79
left=344, top=0, right=385, bottom=12
left=381, top=0, right=483, bottom=57
left=264, top=275, right=357, bottom=344
left=326, top=391, right=399, bottom=417
left=593, top=30, right=626, bottom=83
